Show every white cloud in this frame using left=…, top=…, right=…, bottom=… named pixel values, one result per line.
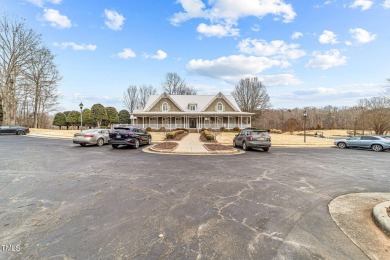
left=238, top=38, right=306, bottom=60
left=197, top=23, right=239, bottom=37
left=144, top=50, right=168, bottom=60
left=349, top=28, right=377, bottom=43
left=53, top=42, right=97, bottom=51
left=319, top=30, right=338, bottom=44
left=42, top=8, right=71, bottom=29
left=384, top=0, right=390, bottom=8
left=117, top=48, right=136, bottom=59
left=104, top=9, right=125, bottom=31
left=171, top=0, right=296, bottom=37
left=291, top=31, right=303, bottom=40
left=251, top=24, right=260, bottom=32
left=260, top=74, right=303, bottom=87
left=306, top=49, right=347, bottom=70
left=187, top=55, right=289, bottom=82
left=349, top=0, right=373, bottom=11
left=26, top=0, right=62, bottom=7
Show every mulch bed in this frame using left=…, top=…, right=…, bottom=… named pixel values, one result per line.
left=387, top=206, right=390, bottom=217
left=204, top=143, right=234, bottom=151
left=152, top=142, right=178, bottom=150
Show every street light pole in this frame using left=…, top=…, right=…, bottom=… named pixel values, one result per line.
left=79, top=102, right=84, bottom=131
left=303, top=110, right=307, bottom=143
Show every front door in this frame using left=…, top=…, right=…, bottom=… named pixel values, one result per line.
left=189, top=118, right=196, bottom=128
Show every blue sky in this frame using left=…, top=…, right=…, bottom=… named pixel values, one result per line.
left=2, top=0, right=390, bottom=111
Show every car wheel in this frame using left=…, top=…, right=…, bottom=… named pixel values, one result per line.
left=371, top=144, right=383, bottom=152
left=263, top=147, right=269, bottom=152
left=242, top=141, right=249, bottom=151
left=97, top=138, right=104, bottom=147
left=133, top=139, right=140, bottom=149
left=80, top=143, right=87, bottom=147
left=112, top=144, right=119, bottom=149
left=337, top=142, right=347, bottom=149
left=16, top=130, right=25, bottom=135
left=147, top=137, right=152, bottom=145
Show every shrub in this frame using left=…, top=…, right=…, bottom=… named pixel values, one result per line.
left=165, top=129, right=187, bottom=139
left=220, top=126, right=226, bottom=132
left=203, top=129, right=215, bottom=140
left=232, top=126, right=240, bottom=132
left=159, top=127, right=166, bottom=132
left=146, top=127, right=152, bottom=132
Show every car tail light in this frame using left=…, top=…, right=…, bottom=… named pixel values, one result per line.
left=84, top=134, right=95, bottom=137
left=247, top=135, right=253, bottom=140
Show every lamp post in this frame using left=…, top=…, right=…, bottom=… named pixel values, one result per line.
left=303, top=110, right=307, bottom=143
left=79, top=102, right=84, bottom=131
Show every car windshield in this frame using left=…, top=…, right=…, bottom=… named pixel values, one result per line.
left=82, top=129, right=98, bottom=133
left=114, top=127, right=134, bottom=131
left=251, top=131, right=267, bottom=136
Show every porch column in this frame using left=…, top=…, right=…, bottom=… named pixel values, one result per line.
left=142, top=116, right=145, bottom=128
left=249, top=116, right=251, bottom=127
left=228, top=116, right=230, bottom=129
left=240, top=115, right=243, bottom=129
left=157, top=117, right=159, bottom=129
left=170, top=115, right=172, bottom=130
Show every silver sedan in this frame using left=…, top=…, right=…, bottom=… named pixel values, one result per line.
left=73, top=129, right=110, bottom=147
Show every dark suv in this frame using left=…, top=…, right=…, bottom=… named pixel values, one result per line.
left=109, top=126, right=151, bottom=149
left=233, top=129, right=271, bottom=152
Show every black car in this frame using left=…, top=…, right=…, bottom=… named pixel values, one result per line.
left=0, top=125, right=30, bottom=135
left=109, top=126, right=151, bottom=149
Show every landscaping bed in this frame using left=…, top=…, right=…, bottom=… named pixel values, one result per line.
left=152, top=142, right=178, bottom=150
left=204, top=143, right=234, bottom=151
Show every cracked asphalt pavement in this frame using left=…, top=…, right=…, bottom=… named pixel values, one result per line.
left=0, top=135, right=389, bottom=259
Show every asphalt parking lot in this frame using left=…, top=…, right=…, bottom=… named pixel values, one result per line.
left=0, top=135, right=389, bottom=259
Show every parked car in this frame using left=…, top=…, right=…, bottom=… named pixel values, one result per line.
left=233, top=129, right=271, bottom=152
left=73, top=129, right=110, bottom=147
left=334, top=135, right=390, bottom=152
left=0, top=125, right=29, bottom=135
left=109, top=126, right=151, bottom=149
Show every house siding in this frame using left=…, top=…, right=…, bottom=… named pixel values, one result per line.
left=149, top=98, right=181, bottom=112
left=204, top=97, right=235, bottom=112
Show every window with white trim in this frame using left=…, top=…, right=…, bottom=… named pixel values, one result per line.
left=189, top=104, right=197, bottom=111
left=162, top=102, right=168, bottom=112
left=217, top=102, right=223, bottom=112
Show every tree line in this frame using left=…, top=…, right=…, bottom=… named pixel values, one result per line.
left=0, top=14, right=61, bottom=128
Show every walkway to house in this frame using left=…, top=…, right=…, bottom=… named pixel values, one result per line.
left=147, top=133, right=242, bottom=155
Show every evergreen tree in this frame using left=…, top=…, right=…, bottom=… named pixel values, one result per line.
left=90, top=104, right=107, bottom=128
left=118, top=109, right=130, bottom=124
left=52, top=112, right=66, bottom=129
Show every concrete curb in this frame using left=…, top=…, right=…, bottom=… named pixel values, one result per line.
left=144, top=146, right=244, bottom=155
left=372, top=201, right=390, bottom=236
left=25, top=134, right=73, bottom=140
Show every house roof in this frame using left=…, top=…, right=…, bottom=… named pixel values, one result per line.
left=138, top=92, right=241, bottom=112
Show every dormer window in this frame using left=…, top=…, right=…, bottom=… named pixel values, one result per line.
left=217, top=102, right=223, bottom=112
left=189, top=104, right=197, bottom=111
left=162, top=102, right=168, bottom=112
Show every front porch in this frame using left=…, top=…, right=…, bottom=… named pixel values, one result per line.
left=132, top=115, right=252, bottom=130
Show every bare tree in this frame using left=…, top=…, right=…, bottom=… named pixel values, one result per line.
left=139, top=84, right=157, bottom=109
left=358, top=97, right=390, bottom=134
left=24, top=47, right=61, bottom=128
left=232, top=77, right=271, bottom=113
left=0, top=14, right=41, bottom=125
left=161, top=72, right=196, bottom=95
left=123, top=85, right=138, bottom=113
